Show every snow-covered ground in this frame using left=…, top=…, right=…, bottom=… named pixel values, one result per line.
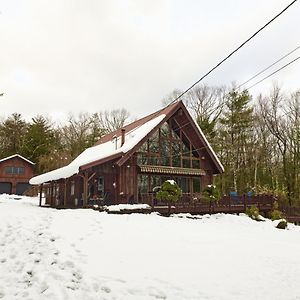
left=0, top=195, right=300, bottom=300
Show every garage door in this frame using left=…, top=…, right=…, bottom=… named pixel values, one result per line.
left=16, top=183, right=30, bottom=195
left=0, top=182, right=12, bottom=194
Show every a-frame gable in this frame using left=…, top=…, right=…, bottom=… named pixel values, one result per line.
left=115, top=102, right=181, bottom=167
left=116, top=100, right=224, bottom=174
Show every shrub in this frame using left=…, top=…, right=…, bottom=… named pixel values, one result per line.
left=156, top=180, right=182, bottom=204
left=246, top=205, right=260, bottom=220
left=270, top=201, right=284, bottom=221
left=202, top=185, right=220, bottom=203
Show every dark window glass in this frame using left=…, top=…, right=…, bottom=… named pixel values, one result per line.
left=172, top=142, right=181, bottom=167
left=161, top=139, right=170, bottom=166
left=149, top=130, right=159, bottom=153
left=160, top=122, right=170, bottom=138
left=193, top=178, right=201, bottom=193
left=5, top=166, right=25, bottom=174
left=138, top=175, right=149, bottom=193
left=5, top=166, right=13, bottom=174
left=137, top=153, right=148, bottom=165
left=147, top=156, right=160, bottom=166
left=176, top=177, right=189, bottom=193
left=150, top=175, right=161, bottom=191
left=192, top=159, right=200, bottom=169
left=182, top=158, right=191, bottom=168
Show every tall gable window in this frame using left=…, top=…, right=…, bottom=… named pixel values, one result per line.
left=136, top=118, right=201, bottom=169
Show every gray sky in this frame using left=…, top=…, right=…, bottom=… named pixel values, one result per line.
left=0, top=0, right=299, bottom=122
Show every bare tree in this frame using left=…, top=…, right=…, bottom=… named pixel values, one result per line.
left=98, top=108, right=130, bottom=133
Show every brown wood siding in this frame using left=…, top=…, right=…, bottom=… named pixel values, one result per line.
left=0, top=157, right=34, bottom=194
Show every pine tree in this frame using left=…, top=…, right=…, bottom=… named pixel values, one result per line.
left=219, top=89, right=254, bottom=194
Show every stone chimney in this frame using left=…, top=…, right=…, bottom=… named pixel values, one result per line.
left=121, top=128, right=125, bottom=147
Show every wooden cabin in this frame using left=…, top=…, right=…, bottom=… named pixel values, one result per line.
left=30, top=101, right=224, bottom=207
left=0, top=154, right=34, bottom=195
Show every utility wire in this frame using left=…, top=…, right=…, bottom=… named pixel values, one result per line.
left=237, top=45, right=300, bottom=89
left=247, top=56, right=300, bottom=90
left=170, top=0, right=298, bottom=104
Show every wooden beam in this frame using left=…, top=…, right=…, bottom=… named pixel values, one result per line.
left=64, top=179, right=68, bottom=207
left=82, top=172, right=89, bottom=206
left=39, top=184, right=43, bottom=207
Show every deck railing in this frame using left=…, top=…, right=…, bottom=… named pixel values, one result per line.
left=138, top=192, right=276, bottom=215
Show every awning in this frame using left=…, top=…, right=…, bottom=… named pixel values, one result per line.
left=139, top=165, right=206, bottom=176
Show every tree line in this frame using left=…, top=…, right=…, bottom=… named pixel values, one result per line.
left=1, top=84, right=299, bottom=206
left=0, top=109, right=129, bottom=173
left=164, top=84, right=300, bottom=206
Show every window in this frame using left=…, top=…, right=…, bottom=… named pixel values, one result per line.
left=193, top=178, right=201, bottom=193
left=138, top=175, right=149, bottom=193
left=5, top=166, right=25, bottom=175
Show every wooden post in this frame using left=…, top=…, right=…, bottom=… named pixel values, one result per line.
left=83, top=172, right=89, bottom=206
left=64, top=179, right=67, bottom=207
left=39, top=184, right=43, bottom=207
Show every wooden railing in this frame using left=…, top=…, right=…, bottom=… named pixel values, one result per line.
left=138, top=193, right=276, bottom=215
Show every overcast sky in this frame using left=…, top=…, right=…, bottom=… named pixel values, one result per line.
left=0, top=0, right=299, bottom=122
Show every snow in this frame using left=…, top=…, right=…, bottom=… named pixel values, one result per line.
left=1, top=194, right=300, bottom=299
left=30, top=114, right=165, bottom=185
left=0, top=154, right=35, bottom=165
left=166, top=179, right=176, bottom=185
left=105, top=204, right=151, bottom=212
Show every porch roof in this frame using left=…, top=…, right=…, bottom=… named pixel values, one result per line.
left=139, top=165, right=206, bottom=176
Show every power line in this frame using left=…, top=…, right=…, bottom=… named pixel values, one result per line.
left=170, top=0, right=298, bottom=104
left=237, top=45, right=300, bottom=89
left=247, top=56, right=300, bottom=90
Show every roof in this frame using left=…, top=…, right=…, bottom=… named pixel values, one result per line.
left=30, top=100, right=224, bottom=185
left=30, top=112, right=167, bottom=185
left=0, top=154, right=35, bottom=165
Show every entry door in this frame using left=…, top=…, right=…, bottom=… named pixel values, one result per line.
left=0, top=182, right=12, bottom=194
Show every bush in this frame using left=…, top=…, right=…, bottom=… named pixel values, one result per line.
left=270, top=201, right=284, bottom=221
left=156, top=180, right=182, bottom=204
left=246, top=205, right=260, bottom=220
left=202, top=185, right=220, bottom=203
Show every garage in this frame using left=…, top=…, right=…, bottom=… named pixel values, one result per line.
left=16, top=182, right=30, bottom=195
left=0, top=182, right=12, bottom=194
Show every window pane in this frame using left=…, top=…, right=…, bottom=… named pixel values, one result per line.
left=192, top=159, right=200, bottom=169
left=150, top=175, right=161, bottom=191
left=193, top=178, right=201, bottom=193
left=137, top=153, right=148, bottom=165
left=138, top=175, right=149, bottom=193
left=182, top=158, right=191, bottom=168
left=149, top=130, right=159, bottom=153
left=161, top=139, right=170, bottom=166
left=5, top=166, right=12, bottom=174
left=176, top=177, right=189, bottom=193
left=160, top=122, right=170, bottom=138
left=172, top=142, right=181, bottom=167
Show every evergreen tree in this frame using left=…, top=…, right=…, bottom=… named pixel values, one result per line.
left=218, top=89, right=255, bottom=194
left=0, top=113, right=28, bottom=158
left=21, top=115, right=59, bottom=172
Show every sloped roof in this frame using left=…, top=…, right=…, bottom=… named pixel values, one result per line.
left=29, top=113, right=167, bottom=185
left=0, top=154, right=35, bottom=165
left=30, top=101, right=224, bottom=185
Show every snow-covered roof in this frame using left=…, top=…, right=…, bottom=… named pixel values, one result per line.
left=0, top=154, right=35, bottom=165
left=30, top=114, right=166, bottom=185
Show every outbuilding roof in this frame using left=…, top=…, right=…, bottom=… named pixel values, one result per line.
left=0, top=154, right=35, bottom=165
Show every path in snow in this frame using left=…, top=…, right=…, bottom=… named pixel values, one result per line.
left=1, top=195, right=300, bottom=300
